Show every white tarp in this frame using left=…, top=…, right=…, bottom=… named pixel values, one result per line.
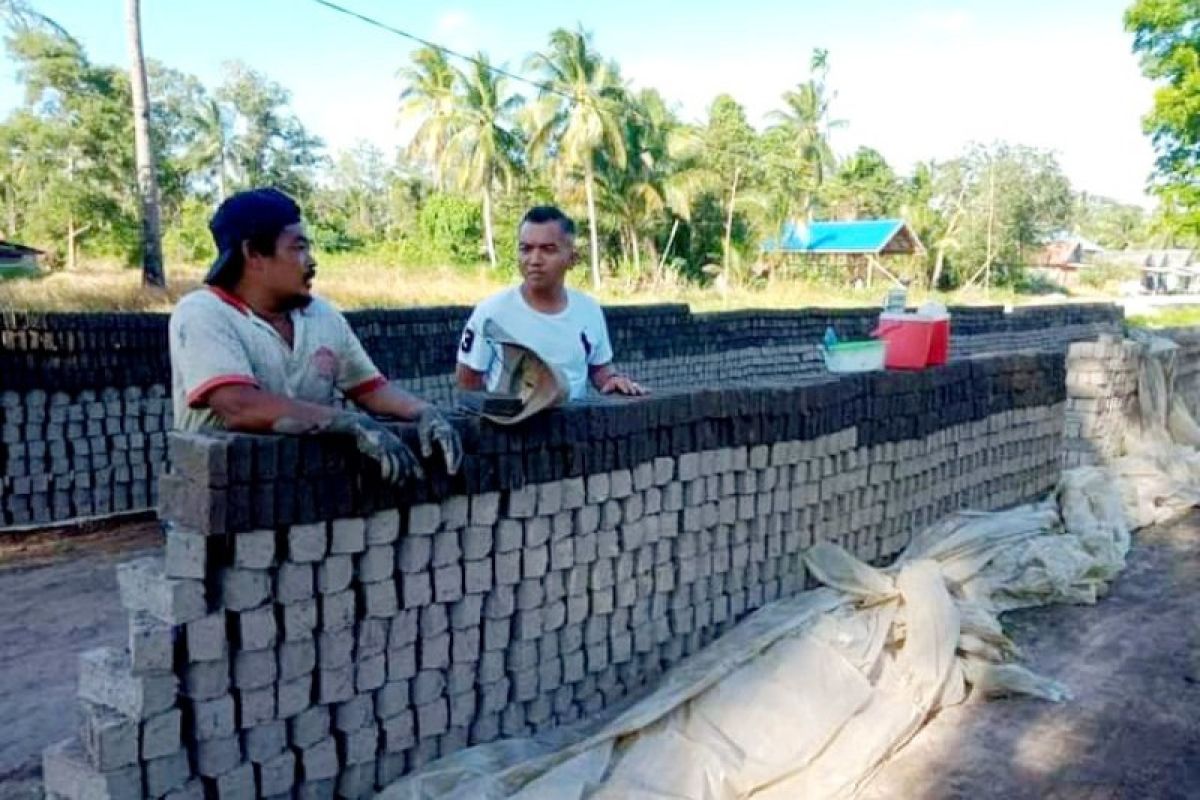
left=381, top=332, right=1199, bottom=800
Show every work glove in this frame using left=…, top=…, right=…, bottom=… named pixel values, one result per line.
left=327, top=411, right=424, bottom=485
left=417, top=406, right=463, bottom=475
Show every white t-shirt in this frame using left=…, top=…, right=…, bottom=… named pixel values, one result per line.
left=458, top=287, right=614, bottom=400
left=169, top=287, right=385, bottom=431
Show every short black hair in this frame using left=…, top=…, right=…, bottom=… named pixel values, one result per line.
left=206, top=188, right=302, bottom=288
left=520, top=205, right=576, bottom=237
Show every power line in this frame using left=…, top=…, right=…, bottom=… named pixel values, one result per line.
left=308, top=0, right=573, bottom=102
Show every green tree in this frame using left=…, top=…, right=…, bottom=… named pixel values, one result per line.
left=676, top=94, right=759, bottom=281
left=309, top=141, right=396, bottom=251
left=215, top=62, right=324, bottom=197
left=598, top=88, right=705, bottom=280
left=949, top=143, right=1073, bottom=288
left=899, top=160, right=953, bottom=287
left=1, top=27, right=137, bottom=267
left=1071, top=193, right=1150, bottom=250
left=1125, top=0, right=1200, bottom=239
left=398, top=47, right=460, bottom=191
left=526, top=27, right=628, bottom=287
left=767, top=49, right=844, bottom=220
left=443, top=55, right=523, bottom=268
left=822, top=147, right=902, bottom=219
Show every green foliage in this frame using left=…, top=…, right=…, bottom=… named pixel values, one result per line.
left=1071, top=194, right=1151, bottom=249
left=1128, top=305, right=1200, bottom=329
left=0, top=11, right=1171, bottom=302
left=928, top=143, right=1073, bottom=288
left=0, top=21, right=324, bottom=269
left=407, top=193, right=484, bottom=266
left=1079, top=260, right=1141, bottom=290
left=766, top=50, right=844, bottom=221
left=1125, top=0, right=1200, bottom=239
left=525, top=26, right=629, bottom=286
left=215, top=62, right=325, bottom=198
left=0, top=28, right=137, bottom=265
left=161, top=196, right=213, bottom=264
left=822, top=147, right=903, bottom=219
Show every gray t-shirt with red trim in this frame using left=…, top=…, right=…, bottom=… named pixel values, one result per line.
left=168, top=287, right=385, bottom=432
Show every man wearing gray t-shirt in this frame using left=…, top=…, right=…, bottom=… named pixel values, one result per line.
left=169, top=188, right=461, bottom=485
left=456, top=206, right=646, bottom=399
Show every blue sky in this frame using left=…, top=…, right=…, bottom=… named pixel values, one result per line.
left=1, top=0, right=1157, bottom=206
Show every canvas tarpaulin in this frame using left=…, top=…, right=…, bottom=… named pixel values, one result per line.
left=381, top=332, right=1199, bottom=800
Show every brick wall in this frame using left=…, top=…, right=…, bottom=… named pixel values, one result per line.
left=42, top=352, right=1068, bottom=799
left=0, top=303, right=1121, bottom=529
left=1061, top=327, right=1200, bottom=468
left=1062, top=336, right=1143, bottom=467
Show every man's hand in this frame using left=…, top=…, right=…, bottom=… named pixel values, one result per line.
left=417, top=407, right=463, bottom=475
left=327, top=411, right=424, bottom=485
left=599, top=374, right=648, bottom=396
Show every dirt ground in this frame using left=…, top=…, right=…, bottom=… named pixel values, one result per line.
left=859, top=513, right=1200, bottom=800
left=0, top=514, right=1196, bottom=800
left=0, top=520, right=161, bottom=800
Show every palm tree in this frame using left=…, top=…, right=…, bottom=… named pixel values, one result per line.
left=526, top=27, right=628, bottom=287
left=443, top=55, right=523, bottom=268
left=398, top=47, right=459, bottom=190
left=187, top=97, right=230, bottom=200
left=768, top=49, right=844, bottom=220
left=599, top=89, right=705, bottom=281
left=124, top=0, right=164, bottom=287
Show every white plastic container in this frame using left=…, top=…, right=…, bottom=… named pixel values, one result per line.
left=822, top=340, right=886, bottom=373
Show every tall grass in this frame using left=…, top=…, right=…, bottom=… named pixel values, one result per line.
left=0, top=256, right=1106, bottom=314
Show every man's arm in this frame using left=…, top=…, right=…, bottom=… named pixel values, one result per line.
left=353, top=382, right=430, bottom=421
left=355, top=382, right=463, bottom=475
left=207, top=384, right=339, bottom=433
left=207, top=384, right=438, bottom=483
left=589, top=363, right=648, bottom=396
left=456, top=364, right=487, bottom=392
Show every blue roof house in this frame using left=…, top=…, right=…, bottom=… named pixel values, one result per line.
left=761, top=219, right=924, bottom=287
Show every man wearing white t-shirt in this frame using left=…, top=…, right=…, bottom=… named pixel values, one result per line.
left=456, top=206, right=646, bottom=399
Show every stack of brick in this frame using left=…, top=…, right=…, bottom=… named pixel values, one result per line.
left=42, top=350, right=1069, bottom=798
left=1155, top=327, right=1200, bottom=420
left=1, top=303, right=1122, bottom=530
left=43, top=561, right=201, bottom=800
left=1062, top=335, right=1143, bottom=467
left=0, top=386, right=170, bottom=526
left=949, top=304, right=1123, bottom=361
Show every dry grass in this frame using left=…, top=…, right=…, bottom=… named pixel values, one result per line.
left=0, top=257, right=1109, bottom=314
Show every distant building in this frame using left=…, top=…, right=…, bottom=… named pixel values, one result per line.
left=760, top=219, right=924, bottom=287
left=1029, top=236, right=1108, bottom=288
left=0, top=241, right=43, bottom=273
left=1104, top=248, right=1197, bottom=294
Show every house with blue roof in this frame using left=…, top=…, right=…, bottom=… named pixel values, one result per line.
left=760, top=219, right=924, bottom=287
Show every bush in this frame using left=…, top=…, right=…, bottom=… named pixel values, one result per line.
left=412, top=194, right=484, bottom=266
left=1080, top=261, right=1140, bottom=290
left=163, top=197, right=216, bottom=265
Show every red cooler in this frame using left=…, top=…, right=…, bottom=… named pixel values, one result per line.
left=873, top=307, right=952, bottom=369
left=873, top=313, right=933, bottom=369
left=924, top=308, right=951, bottom=366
